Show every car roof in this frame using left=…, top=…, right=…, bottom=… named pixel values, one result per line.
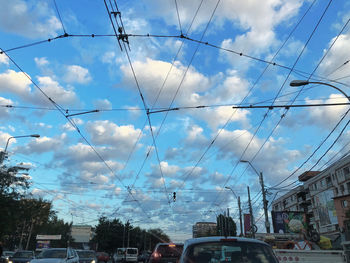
left=183, top=236, right=268, bottom=247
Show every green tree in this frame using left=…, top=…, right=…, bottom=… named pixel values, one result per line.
left=0, top=164, right=30, bottom=246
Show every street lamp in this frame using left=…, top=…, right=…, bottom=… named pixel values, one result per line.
left=240, top=160, right=260, bottom=177
left=290, top=80, right=350, bottom=102
left=240, top=160, right=270, bottom=233
left=1, top=134, right=40, bottom=164
left=225, top=186, right=243, bottom=236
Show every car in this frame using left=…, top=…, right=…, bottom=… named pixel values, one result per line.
left=30, top=248, right=79, bottom=263
left=8, top=250, right=35, bottom=263
left=113, top=248, right=138, bottom=263
left=137, top=251, right=151, bottom=263
left=179, top=236, right=279, bottom=263
left=76, top=250, right=97, bottom=263
left=1, top=251, right=15, bottom=263
left=96, top=252, right=109, bottom=263
left=148, top=243, right=183, bottom=263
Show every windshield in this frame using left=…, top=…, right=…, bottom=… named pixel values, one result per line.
left=12, top=251, right=33, bottom=258
left=127, top=249, right=137, bottom=255
left=182, top=241, right=278, bottom=263
left=37, top=249, right=67, bottom=259
left=77, top=251, right=95, bottom=258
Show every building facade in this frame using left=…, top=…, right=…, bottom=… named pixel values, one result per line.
left=271, top=155, right=350, bottom=238
left=192, top=222, right=217, bottom=238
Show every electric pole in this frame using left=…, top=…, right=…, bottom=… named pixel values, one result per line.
left=247, top=186, right=255, bottom=238
left=238, top=196, right=243, bottom=236
left=260, top=172, right=270, bottom=233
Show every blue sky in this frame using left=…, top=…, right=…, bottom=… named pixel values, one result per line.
left=1, top=0, right=350, bottom=242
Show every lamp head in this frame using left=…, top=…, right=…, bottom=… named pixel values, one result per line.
left=290, top=80, right=309, bottom=87
left=31, top=134, right=40, bottom=138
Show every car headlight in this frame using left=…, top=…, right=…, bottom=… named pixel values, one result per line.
left=91, top=260, right=96, bottom=263
left=9, top=261, right=13, bottom=263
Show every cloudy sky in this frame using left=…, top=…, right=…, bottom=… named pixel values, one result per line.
left=1, top=0, right=350, bottom=241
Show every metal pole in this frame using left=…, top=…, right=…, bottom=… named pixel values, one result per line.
left=238, top=197, right=243, bottom=236
left=247, top=186, right=255, bottom=238
left=260, top=172, right=270, bottom=233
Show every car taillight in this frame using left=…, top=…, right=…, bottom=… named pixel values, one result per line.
left=152, top=252, right=161, bottom=258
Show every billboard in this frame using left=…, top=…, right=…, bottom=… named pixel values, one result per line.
left=314, top=189, right=337, bottom=226
left=271, top=211, right=307, bottom=234
left=244, top=214, right=251, bottom=235
left=36, top=240, right=50, bottom=249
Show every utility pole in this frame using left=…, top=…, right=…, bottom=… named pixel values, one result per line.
left=227, top=208, right=230, bottom=236
left=260, top=172, right=270, bottom=233
left=238, top=196, right=243, bottom=236
left=247, top=186, right=255, bottom=238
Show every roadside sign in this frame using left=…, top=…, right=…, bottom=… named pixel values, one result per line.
left=36, top=235, right=62, bottom=240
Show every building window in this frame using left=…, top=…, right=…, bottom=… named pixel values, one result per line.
left=344, top=167, right=350, bottom=176
left=321, top=179, right=325, bottom=187
left=314, top=183, right=318, bottom=190
left=347, top=182, right=350, bottom=191
left=342, top=200, right=348, bottom=208
left=332, top=174, right=335, bottom=181
left=341, top=184, right=345, bottom=194
left=326, top=177, right=332, bottom=187
left=335, top=187, right=339, bottom=196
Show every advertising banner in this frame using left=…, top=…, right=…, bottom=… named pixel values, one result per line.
left=244, top=213, right=251, bottom=235
left=271, top=211, right=307, bottom=234
left=36, top=240, right=50, bottom=249
left=314, top=189, right=337, bottom=226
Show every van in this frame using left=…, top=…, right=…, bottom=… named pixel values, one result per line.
left=114, top=248, right=138, bottom=262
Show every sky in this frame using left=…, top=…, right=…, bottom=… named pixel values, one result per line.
left=1, top=0, right=350, bottom=242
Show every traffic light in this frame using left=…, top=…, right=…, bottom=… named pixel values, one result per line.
left=173, top=192, right=176, bottom=202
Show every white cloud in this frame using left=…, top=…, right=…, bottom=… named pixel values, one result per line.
left=0, top=0, right=61, bottom=38
left=121, top=58, right=250, bottom=128
left=305, top=95, right=349, bottom=128
left=0, top=69, right=32, bottom=95
left=34, top=57, right=49, bottom=67
left=86, top=120, right=143, bottom=151
left=93, top=99, right=112, bottom=110
left=0, top=53, right=9, bottom=65
left=35, top=76, right=78, bottom=105
left=0, top=70, right=79, bottom=107
left=18, top=134, right=66, bottom=154
left=318, top=33, right=350, bottom=85
left=62, top=118, right=84, bottom=131
left=0, top=97, right=13, bottom=118
left=64, top=65, right=92, bottom=84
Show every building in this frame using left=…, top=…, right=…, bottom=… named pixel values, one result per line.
left=192, top=222, right=217, bottom=238
left=271, top=155, right=350, bottom=239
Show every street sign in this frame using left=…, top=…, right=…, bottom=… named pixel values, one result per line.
left=36, top=235, right=62, bottom=240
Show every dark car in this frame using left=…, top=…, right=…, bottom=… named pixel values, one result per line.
left=137, top=251, right=151, bottom=263
left=96, top=252, right=109, bottom=263
left=179, top=236, right=279, bottom=263
left=76, top=250, right=97, bottom=263
left=8, top=250, right=35, bottom=263
left=149, top=243, right=183, bottom=263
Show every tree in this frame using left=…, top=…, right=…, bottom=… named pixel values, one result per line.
left=0, top=164, right=30, bottom=245
left=91, top=217, right=170, bottom=253
left=216, top=214, right=237, bottom=237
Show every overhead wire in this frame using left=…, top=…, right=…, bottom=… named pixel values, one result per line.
left=210, top=0, right=318, bottom=208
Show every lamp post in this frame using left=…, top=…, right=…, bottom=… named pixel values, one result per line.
left=290, top=80, right=350, bottom=102
left=1, top=134, right=40, bottom=164
left=240, top=160, right=270, bottom=233
left=225, top=186, right=243, bottom=236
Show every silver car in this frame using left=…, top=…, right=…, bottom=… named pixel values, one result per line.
left=30, top=248, right=79, bottom=263
left=179, top=236, right=278, bottom=263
